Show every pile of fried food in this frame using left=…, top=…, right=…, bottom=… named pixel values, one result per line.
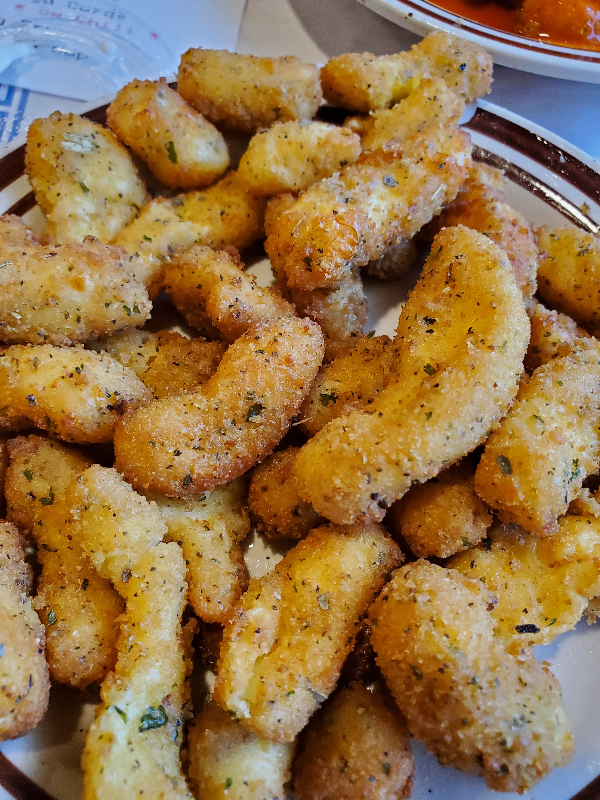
left=1, top=29, right=599, bottom=800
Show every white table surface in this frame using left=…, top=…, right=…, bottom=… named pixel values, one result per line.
left=239, top=0, right=600, bottom=162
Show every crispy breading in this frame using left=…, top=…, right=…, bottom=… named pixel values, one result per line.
left=369, top=560, right=573, bottom=793
left=248, top=446, right=325, bottom=539
left=177, top=49, right=322, bottom=134
left=238, top=121, right=361, bottom=195
left=89, top=329, right=226, bottom=399
left=525, top=302, right=588, bottom=373
left=213, top=522, right=401, bottom=743
left=113, top=317, right=324, bottom=496
left=388, top=460, right=492, bottom=558
left=188, top=700, right=295, bottom=800
left=299, top=335, right=393, bottom=438
left=449, top=517, right=600, bottom=645
left=5, top=435, right=123, bottom=689
left=114, top=171, right=266, bottom=297
left=148, top=479, right=250, bottom=624
left=432, top=178, right=538, bottom=301
left=475, top=340, right=600, bottom=535
left=360, top=77, right=465, bottom=153
left=363, top=239, right=417, bottom=280
left=0, top=217, right=150, bottom=345
left=320, top=30, right=492, bottom=112
left=163, top=245, right=295, bottom=342
left=107, top=78, right=229, bottom=189
left=292, top=682, right=414, bottom=800
left=294, top=226, right=529, bottom=524
left=264, top=192, right=297, bottom=236
left=0, top=344, right=153, bottom=444
left=536, top=226, right=600, bottom=331
left=265, top=125, right=471, bottom=291
left=71, top=466, right=193, bottom=799
left=25, top=111, right=148, bottom=244
left=0, top=521, right=49, bottom=740
left=82, top=545, right=193, bottom=800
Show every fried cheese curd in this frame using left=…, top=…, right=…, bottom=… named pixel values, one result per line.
left=25, top=111, right=148, bottom=245
left=0, top=345, right=153, bottom=444
left=213, top=522, right=401, bottom=742
left=0, top=521, right=49, bottom=740
left=114, top=171, right=266, bottom=297
left=363, top=239, right=417, bottom=281
left=320, top=30, right=492, bottom=112
left=536, top=226, right=600, bottom=331
left=432, top=176, right=538, bottom=301
left=5, top=435, right=122, bottom=688
left=114, top=317, right=324, bottom=496
left=107, top=78, right=229, bottom=189
left=292, top=681, right=414, bottom=800
left=265, top=125, right=472, bottom=292
left=449, top=517, right=600, bottom=645
left=294, top=226, right=529, bottom=525
left=475, top=341, right=600, bottom=535
left=71, top=466, right=193, bottom=800
left=177, top=49, right=322, bottom=134
left=299, top=335, right=393, bottom=438
left=188, top=700, right=295, bottom=800
left=524, top=302, right=587, bottom=373
left=89, top=329, right=226, bottom=399
left=369, top=561, right=573, bottom=793
left=359, top=76, right=465, bottom=154
left=163, top=245, right=295, bottom=342
left=147, top=478, right=250, bottom=624
left=0, top=216, right=151, bottom=346
left=238, top=121, right=361, bottom=195
left=247, top=446, right=325, bottom=539
left=388, top=460, right=493, bottom=558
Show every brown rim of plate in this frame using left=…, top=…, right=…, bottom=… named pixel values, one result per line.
left=382, top=0, right=600, bottom=62
left=0, top=102, right=599, bottom=800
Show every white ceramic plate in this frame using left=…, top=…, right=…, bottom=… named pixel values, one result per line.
left=356, top=0, right=600, bottom=83
left=1, top=99, right=600, bottom=800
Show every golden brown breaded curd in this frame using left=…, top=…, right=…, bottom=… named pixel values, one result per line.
left=299, top=335, right=393, bottom=438
left=0, top=344, right=153, bottom=444
left=475, top=341, right=600, bottom=535
left=114, top=317, right=324, bottom=496
left=114, top=171, right=266, bottom=297
left=363, top=239, right=417, bottom=280
left=320, top=30, right=492, bottom=112
left=288, top=273, right=368, bottom=362
left=433, top=177, right=538, bottom=301
left=294, top=226, right=529, bottom=525
left=25, top=111, right=148, bottom=245
left=89, top=329, right=226, bottom=399
left=0, top=521, right=49, bottom=741
left=238, top=120, right=361, bottom=195
left=177, top=49, right=322, bottom=134
left=449, top=517, right=600, bottom=645
left=265, top=125, right=471, bottom=292
left=5, top=436, right=123, bottom=689
left=525, top=303, right=588, bottom=373
left=107, top=77, right=229, bottom=189
left=0, top=218, right=151, bottom=346
left=388, top=461, right=493, bottom=558
left=188, top=700, right=295, bottom=800
left=360, top=77, right=465, bottom=154
left=536, top=226, right=600, bottom=331
left=248, top=446, right=325, bottom=539
left=213, top=522, right=401, bottom=743
left=163, top=245, right=295, bottom=342
left=82, top=544, right=193, bottom=800
left=147, top=479, right=250, bottom=624
left=292, top=682, right=414, bottom=800
left=369, top=560, right=573, bottom=793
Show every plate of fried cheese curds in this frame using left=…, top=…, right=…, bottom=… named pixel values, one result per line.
left=0, top=30, right=599, bottom=800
